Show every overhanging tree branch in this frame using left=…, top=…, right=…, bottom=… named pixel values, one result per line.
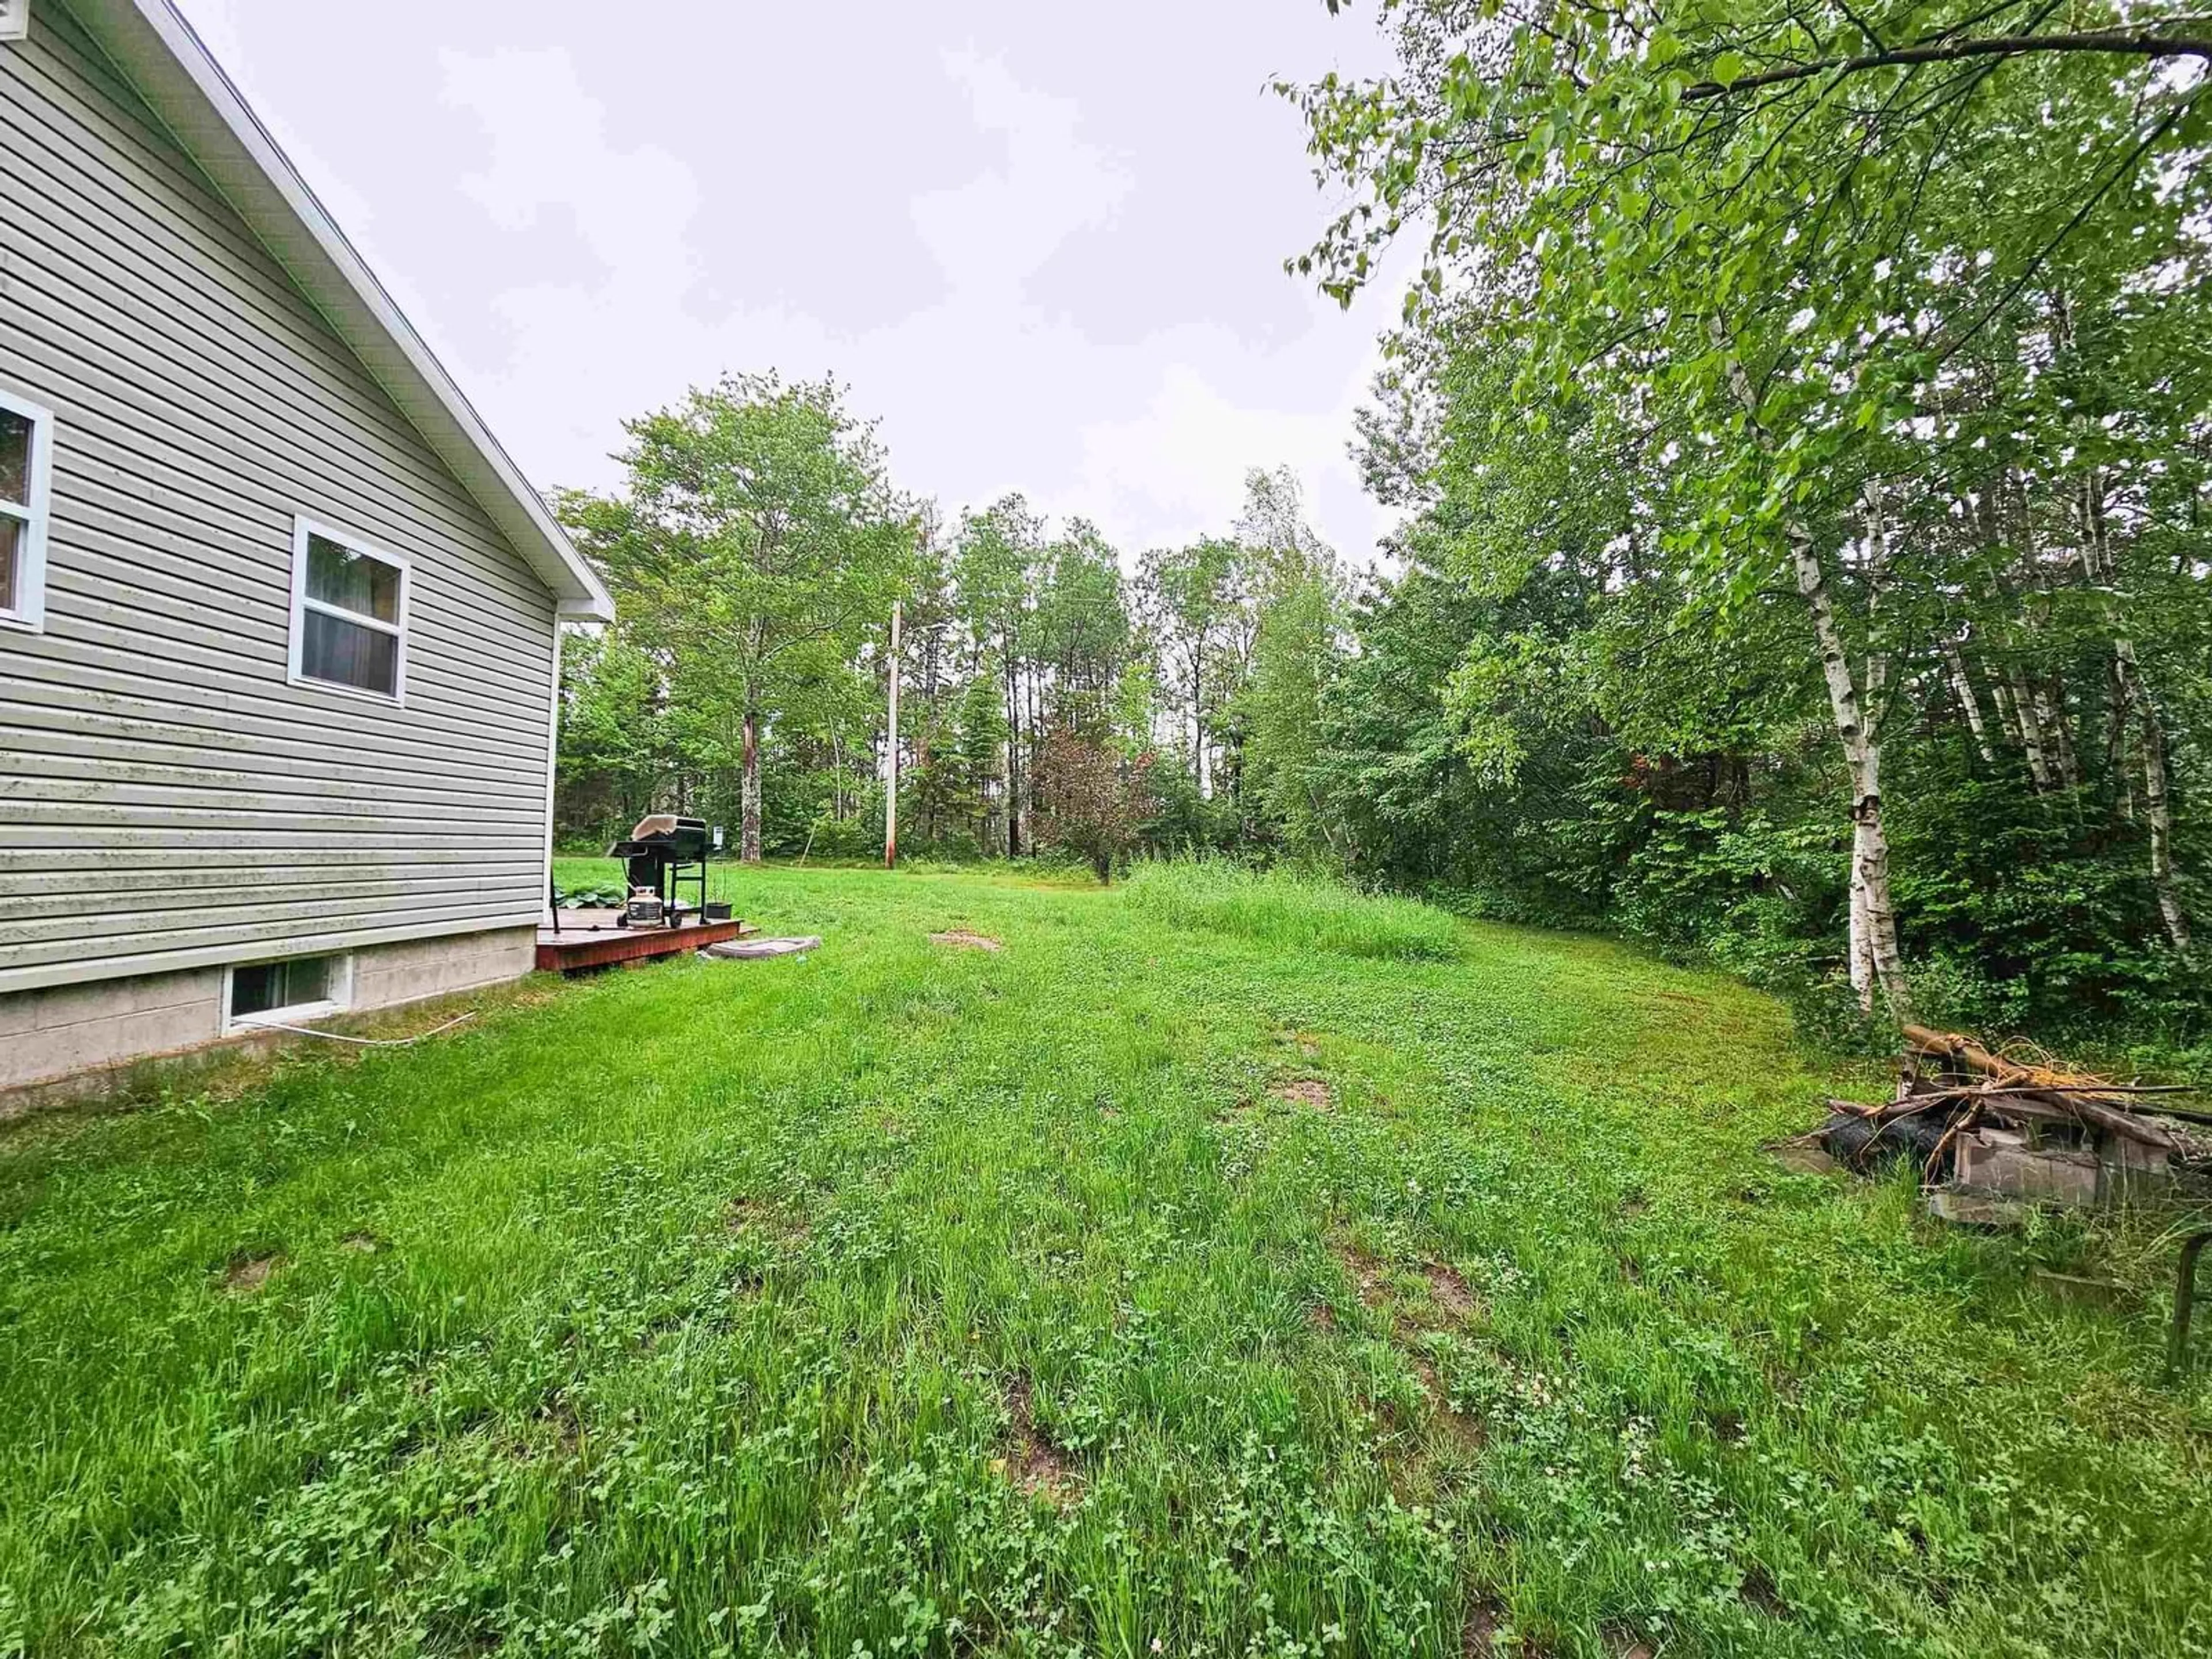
left=1680, top=27, right=2212, bottom=100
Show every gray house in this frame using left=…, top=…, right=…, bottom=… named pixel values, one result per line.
left=0, top=0, right=614, bottom=1096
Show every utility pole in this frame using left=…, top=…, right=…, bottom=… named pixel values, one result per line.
left=884, top=599, right=902, bottom=869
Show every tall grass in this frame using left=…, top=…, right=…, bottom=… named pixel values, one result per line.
left=1120, top=858, right=1464, bottom=962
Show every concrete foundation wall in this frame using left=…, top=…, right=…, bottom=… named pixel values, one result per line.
left=0, top=926, right=535, bottom=1096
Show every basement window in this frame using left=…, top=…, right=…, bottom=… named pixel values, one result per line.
left=226, top=953, right=351, bottom=1029
left=0, top=385, right=54, bottom=632
left=289, top=517, right=408, bottom=700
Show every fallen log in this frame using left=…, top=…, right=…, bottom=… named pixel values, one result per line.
left=2057, top=1092, right=2177, bottom=1152
left=1902, top=1024, right=2180, bottom=1150
left=1902, top=1025, right=2041, bottom=1087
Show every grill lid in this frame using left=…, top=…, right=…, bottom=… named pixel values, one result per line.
left=607, top=815, right=711, bottom=861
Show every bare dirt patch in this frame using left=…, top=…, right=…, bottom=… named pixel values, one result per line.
left=725, top=1195, right=808, bottom=1244
left=1411, top=1353, right=1486, bottom=1449
left=1421, top=1259, right=1480, bottom=1323
left=535, top=1390, right=584, bottom=1459
left=998, top=1376, right=1078, bottom=1507
left=1462, top=1596, right=1508, bottom=1655
left=1740, top=1566, right=1786, bottom=1617
left=930, top=930, right=1003, bottom=952
left=219, top=1252, right=283, bottom=1296
left=1332, top=1238, right=1486, bottom=1450
left=1272, top=1078, right=1334, bottom=1109
left=1334, top=1238, right=1484, bottom=1330
left=1336, top=1239, right=1393, bottom=1314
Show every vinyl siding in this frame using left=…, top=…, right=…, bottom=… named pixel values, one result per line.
left=0, top=5, right=560, bottom=995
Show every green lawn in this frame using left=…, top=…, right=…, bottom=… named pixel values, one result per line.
left=2, top=863, right=2207, bottom=1657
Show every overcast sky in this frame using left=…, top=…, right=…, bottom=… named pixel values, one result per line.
left=171, top=1, right=1407, bottom=567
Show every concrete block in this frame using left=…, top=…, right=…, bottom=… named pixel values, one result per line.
left=1, top=992, right=223, bottom=1089
left=1, top=926, right=534, bottom=1101
left=1769, top=1144, right=1842, bottom=1176
left=27, top=967, right=221, bottom=1030
left=352, top=928, right=531, bottom=1011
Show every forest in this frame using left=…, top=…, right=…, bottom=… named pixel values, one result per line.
left=554, top=0, right=2212, bottom=1061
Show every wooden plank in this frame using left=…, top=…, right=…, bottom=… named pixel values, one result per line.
left=536, top=921, right=742, bottom=974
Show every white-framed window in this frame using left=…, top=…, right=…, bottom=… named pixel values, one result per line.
left=288, top=516, right=409, bottom=702
left=225, top=952, right=354, bottom=1032
left=0, top=385, right=55, bottom=633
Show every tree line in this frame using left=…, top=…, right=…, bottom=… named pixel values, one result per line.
left=552, top=373, right=1344, bottom=882
left=1275, top=0, right=2210, bottom=1048
left=555, top=0, right=2210, bottom=1052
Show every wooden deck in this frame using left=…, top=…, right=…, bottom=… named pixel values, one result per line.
left=536, top=909, right=744, bottom=974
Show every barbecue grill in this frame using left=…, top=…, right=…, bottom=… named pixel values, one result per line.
left=606, top=813, right=711, bottom=927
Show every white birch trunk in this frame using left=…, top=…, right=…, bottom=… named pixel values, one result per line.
left=1989, top=676, right=2022, bottom=748
left=2082, top=475, right=2190, bottom=950
left=2034, top=680, right=2079, bottom=789
left=1847, top=832, right=1875, bottom=1014
left=2007, top=662, right=2056, bottom=790
left=1944, top=641, right=1998, bottom=764
left=2141, top=714, right=2192, bottom=953
left=1711, top=321, right=1912, bottom=1018
left=1790, top=527, right=1913, bottom=1018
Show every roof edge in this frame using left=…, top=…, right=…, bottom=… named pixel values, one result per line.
left=61, top=0, right=616, bottom=623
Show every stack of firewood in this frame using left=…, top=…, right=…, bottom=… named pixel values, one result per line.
left=1812, top=1025, right=2210, bottom=1199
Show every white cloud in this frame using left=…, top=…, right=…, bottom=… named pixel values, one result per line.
left=443, top=48, right=701, bottom=281
left=173, top=0, right=1408, bottom=565
left=1071, top=351, right=1392, bottom=563
left=434, top=46, right=724, bottom=468
left=910, top=50, right=1132, bottom=301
